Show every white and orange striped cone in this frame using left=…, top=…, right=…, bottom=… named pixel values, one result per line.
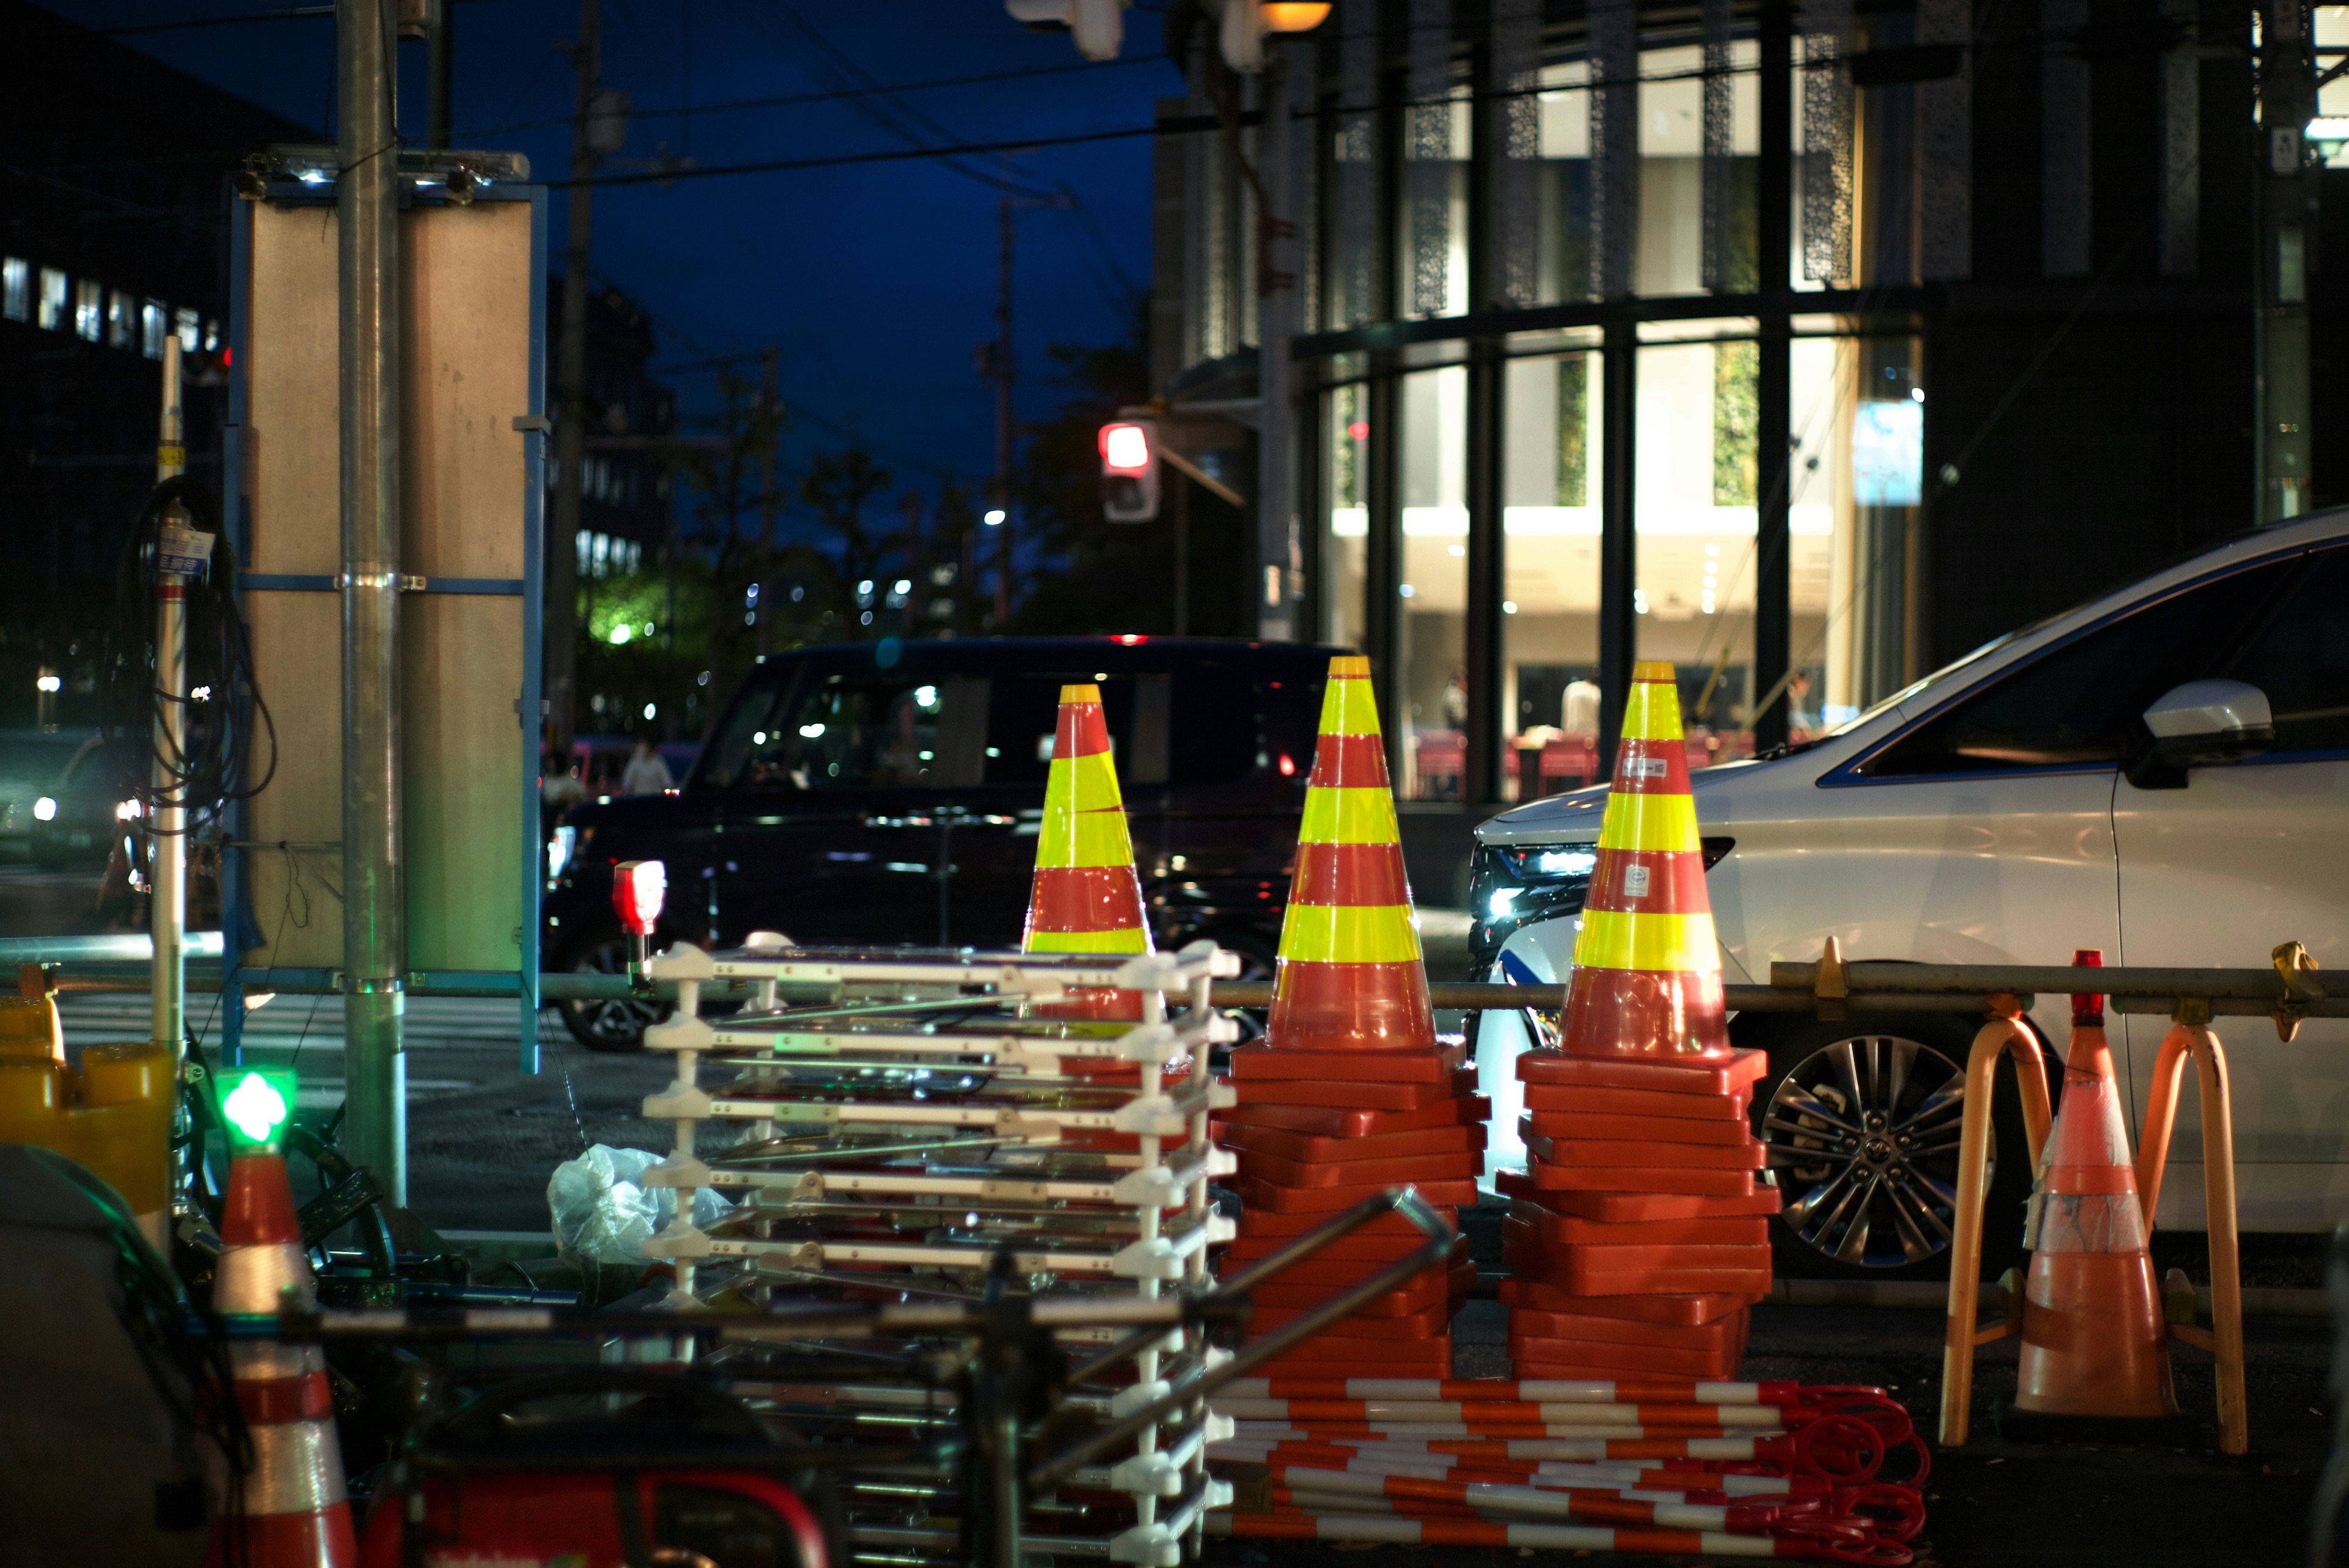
left=1267, top=656, right=1435, bottom=1053
left=1023, top=682, right=1152, bottom=1021
left=1559, top=662, right=1727, bottom=1058
left=2013, top=950, right=2177, bottom=1418
left=209, top=1149, right=356, bottom=1567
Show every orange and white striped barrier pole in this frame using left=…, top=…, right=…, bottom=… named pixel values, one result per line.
left=1219, top=1376, right=1803, bottom=1405
left=1204, top=1511, right=1896, bottom=1561
left=208, top=1085, right=356, bottom=1568
left=1268, top=654, right=1436, bottom=1053
left=1260, top=1465, right=1787, bottom=1531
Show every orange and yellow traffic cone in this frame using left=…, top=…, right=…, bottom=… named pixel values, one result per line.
left=1267, top=656, right=1434, bottom=1054
left=1023, top=682, right=1152, bottom=1021
left=1559, top=662, right=1727, bottom=1059
left=210, top=1148, right=357, bottom=1568
left=2013, top=950, right=2177, bottom=1419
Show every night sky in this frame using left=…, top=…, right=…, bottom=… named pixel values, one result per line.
left=73, top=0, right=1184, bottom=497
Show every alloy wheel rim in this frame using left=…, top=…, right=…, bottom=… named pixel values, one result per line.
left=1760, top=1034, right=1984, bottom=1268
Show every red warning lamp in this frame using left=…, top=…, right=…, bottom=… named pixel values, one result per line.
left=612, top=859, right=666, bottom=937
left=1098, top=419, right=1160, bottom=523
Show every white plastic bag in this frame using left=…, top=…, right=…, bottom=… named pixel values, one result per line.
left=546, top=1144, right=732, bottom=1266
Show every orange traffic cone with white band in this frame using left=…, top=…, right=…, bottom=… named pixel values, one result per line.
left=1024, top=682, right=1152, bottom=1020
left=1559, top=662, right=1726, bottom=1058
left=209, top=1141, right=357, bottom=1567
left=2013, top=950, right=2176, bottom=1418
left=1268, top=656, right=1434, bottom=1054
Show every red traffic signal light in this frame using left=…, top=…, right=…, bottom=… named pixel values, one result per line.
left=1098, top=420, right=1160, bottom=522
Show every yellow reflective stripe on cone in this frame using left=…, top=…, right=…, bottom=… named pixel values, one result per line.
left=1297, top=786, right=1400, bottom=845
left=1023, top=925, right=1151, bottom=953
left=1044, top=750, right=1125, bottom=813
left=1572, top=909, right=1722, bottom=972
left=1316, top=671, right=1384, bottom=738
left=1036, top=808, right=1135, bottom=870
left=1594, top=791, right=1699, bottom=853
left=1278, top=903, right=1422, bottom=963
left=1620, top=681, right=1688, bottom=744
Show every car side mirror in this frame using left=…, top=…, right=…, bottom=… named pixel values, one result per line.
left=2126, top=679, right=2274, bottom=790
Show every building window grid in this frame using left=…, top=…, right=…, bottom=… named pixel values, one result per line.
left=2, top=259, right=26, bottom=323
left=1299, top=7, right=1924, bottom=790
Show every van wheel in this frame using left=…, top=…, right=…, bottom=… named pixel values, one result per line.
left=1747, top=1013, right=2039, bottom=1282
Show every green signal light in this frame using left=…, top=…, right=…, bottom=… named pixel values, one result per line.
left=221, top=1069, right=294, bottom=1148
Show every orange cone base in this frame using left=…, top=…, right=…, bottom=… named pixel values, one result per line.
left=2014, top=1253, right=2178, bottom=1419
left=1220, top=1096, right=1491, bottom=1137
left=1518, top=1048, right=1767, bottom=1095
left=1228, top=1175, right=1481, bottom=1212
left=1269, top=961, right=1437, bottom=1053
left=1033, top=986, right=1149, bottom=1024
left=209, top=1505, right=357, bottom=1568
left=1557, top=967, right=1730, bottom=1057
left=1507, top=1306, right=1749, bottom=1349
left=1230, top=1043, right=1463, bottom=1081
left=1231, top=1071, right=1478, bottom=1111
left=1522, top=1084, right=1750, bottom=1119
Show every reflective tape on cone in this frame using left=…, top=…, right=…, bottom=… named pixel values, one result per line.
left=1023, top=682, right=1152, bottom=1015
left=1560, top=661, right=1729, bottom=1057
left=1269, top=656, right=1434, bottom=1053
left=2014, top=1016, right=2175, bottom=1419
left=210, top=1149, right=357, bottom=1568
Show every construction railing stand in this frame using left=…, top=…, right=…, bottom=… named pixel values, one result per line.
left=2131, top=994, right=2249, bottom=1454
left=1935, top=991, right=2054, bottom=1445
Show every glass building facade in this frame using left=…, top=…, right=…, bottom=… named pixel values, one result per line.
left=1152, top=0, right=2272, bottom=813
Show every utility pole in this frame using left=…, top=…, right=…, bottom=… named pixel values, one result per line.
left=338, top=0, right=407, bottom=1201
left=547, top=0, right=601, bottom=756
left=992, top=196, right=1014, bottom=627
left=2257, top=0, right=2316, bottom=523
left=755, top=344, right=779, bottom=655
left=152, top=338, right=188, bottom=1103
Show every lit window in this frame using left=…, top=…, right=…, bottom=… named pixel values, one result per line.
left=75, top=278, right=102, bottom=340
left=626, top=541, right=642, bottom=572
left=204, top=319, right=220, bottom=352
left=176, top=306, right=200, bottom=354
left=575, top=529, right=593, bottom=576
left=1, top=259, right=25, bottom=322
left=37, top=268, right=66, bottom=330
left=107, top=291, right=133, bottom=350
left=142, top=301, right=165, bottom=358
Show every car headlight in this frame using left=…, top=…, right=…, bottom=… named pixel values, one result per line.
left=32, top=796, right=56, bottom=823
left=1468, top=837, right=1735, bottom=972
left=547, top=824, right=577, bottom=881
left=1468, top=843, right=1598, bottom=971
left=116, top=799, right=142, bottom=821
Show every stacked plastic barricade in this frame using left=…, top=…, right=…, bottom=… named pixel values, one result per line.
left=1214, top=656, right=1486, bottom=1381
left=636, top=936, right=1242, bottom=1566
left=1501, top=662, right=1778, bottom=1378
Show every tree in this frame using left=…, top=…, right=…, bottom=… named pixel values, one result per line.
left=798, top=448, right=895, bottom=638
left=1008, top=307, right=1247, bottom=635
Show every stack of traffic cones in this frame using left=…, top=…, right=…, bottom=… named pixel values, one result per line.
left=1217, top=656, right=1486, bottom=1377
left=1023, top=682, right=1153, bottom=1029
left=210, top=1141, right=357, bottom=1567
left=2012, top=950, right=2177, bottom=1419
left=1502, top=662, right=1776, bottom=1378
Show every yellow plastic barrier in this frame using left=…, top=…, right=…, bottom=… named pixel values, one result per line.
left=0, top=1039, right=176, bottom=1246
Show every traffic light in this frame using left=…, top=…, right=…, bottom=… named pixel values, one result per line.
left=1219, top=0, right=1332, bottom=72
left=1099, top=420, right=1160, bottom=523
left=1004, top=0, right=1125, bottom=61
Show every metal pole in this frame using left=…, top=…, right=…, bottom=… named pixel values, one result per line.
left=426, top=0, right=454, bottom=149
left=1751, top=0, right=1794, bottom=750
left=152, top=338, right=187, bottom=1057
left=2257, top=0, right=2315, bottom=524
left=547, top=0, right=600, bottom=755
left=1256, top=53, right=1296, bottom=642
left=992, top=196, right=1014, bottom=627
left=1595, top=322, right=1638, bottom=775
left=340, top=0, right=407, bottom=1202
left=756, top=344, right=779, bottom=655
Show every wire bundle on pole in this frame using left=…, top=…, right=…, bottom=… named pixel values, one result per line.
left=97, top=476, right=277, bottom=834
left=1209, top=1378, right=1929, bottom=1564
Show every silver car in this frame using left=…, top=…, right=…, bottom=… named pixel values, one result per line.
left=1470, top=511, right=2349, bottom=1280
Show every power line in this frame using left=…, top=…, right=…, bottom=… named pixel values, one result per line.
left=562, top=114, right=1214, bottom=189
left=475, top=52, right=1173, bottom=138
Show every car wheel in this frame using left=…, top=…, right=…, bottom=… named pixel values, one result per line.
left=555, top=926, right=673, bottom=1052
left=1748, top=1012, right=2040, bottom=1282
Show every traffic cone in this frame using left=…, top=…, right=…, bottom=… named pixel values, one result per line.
left=1023, top=682, right=1152, bottom=1022
left=2013, top=950, right=2177, bottom=1419
left=1267, top=656, right=1434, bottom=1054
left=1559, top=662, right=1727, bottom=1058
left=209, top=1149, right=357, bottom=1567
